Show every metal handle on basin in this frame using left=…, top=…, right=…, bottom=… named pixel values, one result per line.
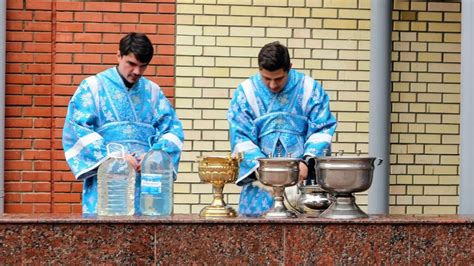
left=375, top=158, right=383, bottom=166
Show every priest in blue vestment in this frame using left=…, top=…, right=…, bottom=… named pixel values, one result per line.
left=62, top=33, right=184, bottom=214
left=227, top=41, right=337, bottom=216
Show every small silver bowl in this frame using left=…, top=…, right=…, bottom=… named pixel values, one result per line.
left=256, top=157, right=300, bottom=219
left=257, top=157, right=300, bottom=187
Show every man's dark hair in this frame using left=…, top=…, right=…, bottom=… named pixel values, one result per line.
left=258, top=41, right=291, bottom=72
left=119, top=32, right=154, bottom=64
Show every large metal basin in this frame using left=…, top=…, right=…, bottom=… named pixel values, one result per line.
left=315, top=156, right=382, bottom=194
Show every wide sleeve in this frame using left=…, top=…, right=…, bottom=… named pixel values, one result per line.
left=227, top=85, right=266, bottom=186
left=149, top=84, right=184, bottom=180
left=62, top=78, right=107, bottom=180
left=304, top=80, right=337, bottom=157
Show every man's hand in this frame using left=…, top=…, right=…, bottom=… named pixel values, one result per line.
left=299, top=161, right=308, bottom=182
left=124, top=153, right=143, bottom=172
left=136, top=153, right=146, bottom=171
left=252, top=180, right=274, bottom=194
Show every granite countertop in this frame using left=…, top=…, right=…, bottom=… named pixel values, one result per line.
left=0, top=213, right=473, bottom=224
left=1, top=214, right=472, bottom=264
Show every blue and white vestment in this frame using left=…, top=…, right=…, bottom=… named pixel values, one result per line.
left=227, top=69, right=337, bottom=216
left=62, top=67, right=184, bottom=214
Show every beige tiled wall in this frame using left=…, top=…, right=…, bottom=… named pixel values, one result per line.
left=390, top=0, right=460, bottom=214
left=174, top=0, right=461, bottom=215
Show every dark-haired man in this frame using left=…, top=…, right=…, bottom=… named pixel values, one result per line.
left=227, top=41, right=337, bottom=216
left=62, top=32, right=184, bottom=214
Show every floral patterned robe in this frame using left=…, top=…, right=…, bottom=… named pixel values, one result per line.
left=227, top=69, right=337, bottom=216
left=62, top=67, right=184, bottom=214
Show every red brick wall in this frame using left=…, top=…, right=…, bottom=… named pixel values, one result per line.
left=5, top=0, right=176, bottom=213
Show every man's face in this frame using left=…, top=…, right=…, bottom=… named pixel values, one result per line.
left=259, top=67, right=290, bottom=93
left=116, top=51, right=148, bottom=84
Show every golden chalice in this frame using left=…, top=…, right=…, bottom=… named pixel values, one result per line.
left=197, top=155, right=240, bottom=218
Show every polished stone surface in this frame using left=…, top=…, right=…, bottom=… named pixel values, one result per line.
left=1, top=213, right=473, bottom=223
left=0, top=214, right=473, bottom=264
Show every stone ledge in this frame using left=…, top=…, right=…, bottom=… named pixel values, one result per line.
left=1, top=213, right=473, bottom=224
left=0, top=214, right=472, bottom=264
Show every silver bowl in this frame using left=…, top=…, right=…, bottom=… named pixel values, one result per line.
left=316, top=157, right=378, bottom=194
left=256, top=157, right=300, bottom=218
left=315, top=156, right=382, bottom=219
left=257, top=157, right=299, bottom=187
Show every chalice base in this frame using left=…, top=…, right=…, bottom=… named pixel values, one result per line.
left=264, top=201, right=297, bottom=219
left=199, top=205, right=237, bottom=218
left=320, top=194, right=368, bottom=219
left=264, top=208, right=297, bottom=219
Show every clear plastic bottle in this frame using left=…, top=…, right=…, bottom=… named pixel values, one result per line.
left=97, top=143, right=136, bottom=216
left=140, top=149, right=173, bottom=216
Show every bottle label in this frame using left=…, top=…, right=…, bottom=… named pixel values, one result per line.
left=141, top=173, right=162, bottom=195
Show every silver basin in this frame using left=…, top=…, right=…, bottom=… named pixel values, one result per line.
left=315, top=156, right=383, bottom=219
left=256, top=157, right=301, bottom=219
left=316, top=156, right=380, bottom=195
left=257, top=157, right=300, bottom=187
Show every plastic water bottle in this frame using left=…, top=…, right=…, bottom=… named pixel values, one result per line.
left=97, top=143, right=136, bottom=216
left=140, top=149, right=173, bottom=216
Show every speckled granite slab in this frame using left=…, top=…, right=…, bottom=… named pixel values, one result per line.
left=0, top=214, right=472, bottom=264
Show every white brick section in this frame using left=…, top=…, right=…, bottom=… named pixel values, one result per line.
left=173, top=0, right=462, bottom=215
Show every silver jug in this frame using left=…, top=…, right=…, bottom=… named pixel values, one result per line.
left=296, top=180, right=333, bottom=217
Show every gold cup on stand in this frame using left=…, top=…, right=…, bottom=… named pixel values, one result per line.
left=197, top=155, right=240, bottom=218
